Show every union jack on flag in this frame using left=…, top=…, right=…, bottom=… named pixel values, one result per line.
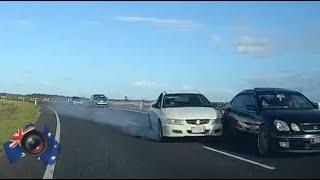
left=9, top=126, right=35, bottom=149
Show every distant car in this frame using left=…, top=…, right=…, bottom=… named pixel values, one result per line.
left=148, top=91, right=223, bottom=141
left=90, top=94, right=109, bottom=107
left=223, top=88, right=320, bottom=155
left=70, top=97, right=84, bottom=105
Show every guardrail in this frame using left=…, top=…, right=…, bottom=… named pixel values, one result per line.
left=108, top=100, right=155, bottom=111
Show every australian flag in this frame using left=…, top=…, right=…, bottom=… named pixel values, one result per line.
left=39, top=124, right=61, bottom=166
left=3, top=124, right=60, bottom=166
left=2, top=126, right=34, bottom=163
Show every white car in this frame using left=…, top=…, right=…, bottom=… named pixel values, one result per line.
left=148, top=91, right=223, bottom=141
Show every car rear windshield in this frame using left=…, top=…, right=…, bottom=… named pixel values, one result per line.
left=257, top=91, right=314, bottom=110
left=93, top=95, right=107, bottom=101
left=163, top=94, right=212, bottom=108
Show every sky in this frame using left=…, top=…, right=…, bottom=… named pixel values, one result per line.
left=0, top=2, right=320, bottom=101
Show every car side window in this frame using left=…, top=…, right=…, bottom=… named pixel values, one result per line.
left=230, top=97, right=236, bottom=106
left=230, top=96, right=239, bottom=107
left=153, top=93, right=163, bottom=109
left=233, top=95, right=244, bottom=109
left=243, top=94, right=255, bottom=107
left=158, top=93, right=163, bottom=108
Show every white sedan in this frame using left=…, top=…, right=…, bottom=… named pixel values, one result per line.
left=148, top=91, right=223, bottom=141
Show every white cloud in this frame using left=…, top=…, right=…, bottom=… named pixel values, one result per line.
left=245, top=72, right=320, bottom=102
left=223, top=24, right=283, bottom=36
left=234, top=36, right=273, bottom=58
left=63, top=77, right=73, bottom=81
left=211, top=35, right=224, bottom=49
left=182, top=84, right=193, bottom=90
left=278, top=32, right=320, bottom=55
left=115, top=16, right=204, bottom=31
left=14, top=20, right=32, bottom=27
left=132, top=80, right=166, bottom=89
left=40, top=82, right=55, bottom=88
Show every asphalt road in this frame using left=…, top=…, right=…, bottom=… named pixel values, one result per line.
left=1, top=102, right=320, bottom=179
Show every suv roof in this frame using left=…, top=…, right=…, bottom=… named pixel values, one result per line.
left=92, top=94, right=106, bottom=96
left=240, top=88, right=297, bottom=94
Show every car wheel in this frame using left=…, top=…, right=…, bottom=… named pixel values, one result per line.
left=257, top=125, right=271, bottom=156
left=157, top=120, right=163, bottom=142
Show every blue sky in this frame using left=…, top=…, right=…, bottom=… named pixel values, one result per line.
left=0, top=2, right=320, bottom=101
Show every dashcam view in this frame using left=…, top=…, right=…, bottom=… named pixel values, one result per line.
left=0, top=1, right=320, bottom=179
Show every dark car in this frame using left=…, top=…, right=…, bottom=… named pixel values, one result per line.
left=223, top=88, right=320, bottom=155
left=70, top=96, right=84, bottom=105
left=90, top=94, right=109, bottom=107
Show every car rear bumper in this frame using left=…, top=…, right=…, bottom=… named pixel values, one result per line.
left=271, top=134, right=320, bottom=152
left=95, top=102, right=109, bottom=106
left=73, top=102, right=83, bottom=104
left=162, top=123, right=223, bottom=137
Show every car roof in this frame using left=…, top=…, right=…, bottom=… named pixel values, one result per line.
left=92, top=94, right=105, bottom=96
left=240, top=88, right=297, bottom=94
left=163, top=91, right=202, bottom=95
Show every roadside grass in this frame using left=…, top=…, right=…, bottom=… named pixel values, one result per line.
left=0, top=99, right=39, bottom=157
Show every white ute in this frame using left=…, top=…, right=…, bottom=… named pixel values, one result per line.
left=148, top=91, right=223, bottom=141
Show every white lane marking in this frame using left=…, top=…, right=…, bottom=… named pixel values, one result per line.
left=202, top=146, right=276, bottom=170
left=109, top=107, right=148, bottom=114
left=43, top=106, right=61, bottom=179
left=37, top=112, right=42, bottom=119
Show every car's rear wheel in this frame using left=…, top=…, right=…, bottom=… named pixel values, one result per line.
left=257, top=125, right=271, bottom=156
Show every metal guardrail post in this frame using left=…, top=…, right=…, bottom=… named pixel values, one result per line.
left=139, top=100, right=143, bottom=110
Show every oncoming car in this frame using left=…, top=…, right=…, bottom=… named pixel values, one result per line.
left=90, top=94, right=109, bottom=107
left=223, top=88, right=320, bottom=155
left=148, top=91, right=223, bottom=141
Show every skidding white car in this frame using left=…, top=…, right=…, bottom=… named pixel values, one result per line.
left=148, top=91, right=223, bottom=141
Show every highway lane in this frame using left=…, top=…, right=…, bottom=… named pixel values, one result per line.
left=51, top=104, right=275, bottom=179
left=1, top=102, right=320, bottom=178
left=50, top=103, right=320, bottom=179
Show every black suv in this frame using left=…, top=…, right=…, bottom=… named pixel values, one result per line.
left=223, top=88, right=320, bottom=155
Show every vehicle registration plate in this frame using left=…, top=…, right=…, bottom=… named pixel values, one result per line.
left=191, top=126, right=205, bottom=133
left=311, top=137, right=320, bottom=144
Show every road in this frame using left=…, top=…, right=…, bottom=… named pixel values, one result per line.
left=1, top=102, right=320, bottom=178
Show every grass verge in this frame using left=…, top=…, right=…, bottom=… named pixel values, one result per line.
left=0, top=99, right=39, bottom=157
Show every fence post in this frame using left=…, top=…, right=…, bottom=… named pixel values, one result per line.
left=139, top=100, right=143, bottom=111
left=35, top=100, right=37, bottom=107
